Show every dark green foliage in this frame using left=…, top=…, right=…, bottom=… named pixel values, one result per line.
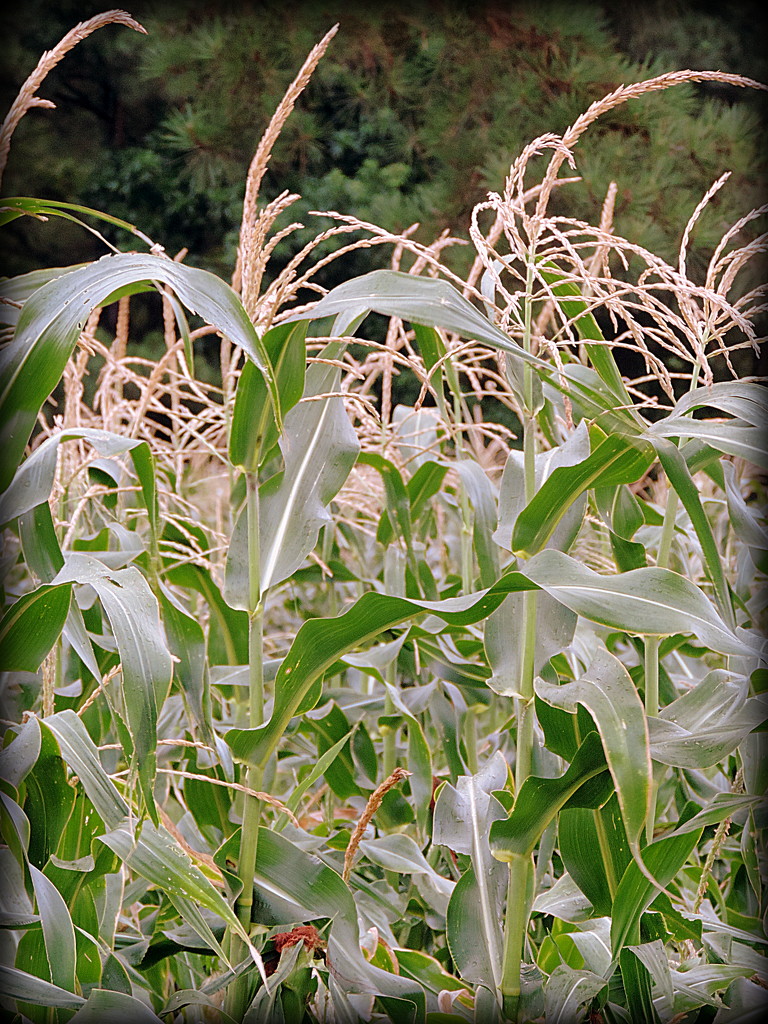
left=2, top=0, right=765, bottom=287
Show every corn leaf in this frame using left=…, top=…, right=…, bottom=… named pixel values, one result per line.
left=0, top=584, right=72, bottom=672
left=0, top=252, right=279, bottom=491
left=535, top=646, right=651, bottom=852
left=51, top=554, right=172, bottom=824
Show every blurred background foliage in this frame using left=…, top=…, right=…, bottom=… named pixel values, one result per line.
left=1, top=0, right=766, bottom=326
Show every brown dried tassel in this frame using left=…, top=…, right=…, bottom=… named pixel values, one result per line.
left=342, top=767, right=411, bottom=883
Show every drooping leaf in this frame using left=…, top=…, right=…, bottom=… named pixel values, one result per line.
left=610, top=808, right=704, bottom=954
left=225, top=356, right=360, bottom=606
left=489, top=732, right=611, bottom=862
left=536, top=646, right=651, bottom=851
left=283, top=269, right=543, bottom=403
left=0, top=964, right=85, bottom=1009
left=647, top=671, right=766, bottom=769
left=247, top=827, right=426, bottom=1018
left=0, top=252, right=280, bottom=491
left=52, top=553, right=172, bottom=823
left=226, top=550, right=746, bottom=768
left=543, top=964, right=607, bottom=1024
left=0, top=427, right=157, bottom=536
left=649, top=418, right=767, bottom=470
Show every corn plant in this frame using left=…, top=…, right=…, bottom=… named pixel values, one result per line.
left=1, top=12, right=767, bottom=1024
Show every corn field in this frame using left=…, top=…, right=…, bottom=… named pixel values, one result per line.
left=0, top=11, right=767, bottom=1024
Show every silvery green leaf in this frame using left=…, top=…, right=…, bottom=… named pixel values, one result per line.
left=52, top=553, right=172, bottom=822
left=357, top=834, right=454, bottom=916
left=568, top=919, right=613, bottom=977
left=434, top=754, right=508, bottom=990
left=225, top=358, right=359, bottom=607
left=723, top=461, right=768, bottom=552
left=485, top=592, right=576, bottom=697
left=536, top=646, right=651, bottom=850
left=493, top=422, right=590, bottom=553
left=543, top=964, right=607, bottom=1024
left=648, top=671, right=767, bottom=768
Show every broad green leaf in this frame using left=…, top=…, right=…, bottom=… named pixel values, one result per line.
left=229, top=319, right=308, bottom=471
left=378, top=459, right=448, bottom=548
left=668, top=381, right=768, bottom=425
left=567, top=919, right=614, bottom=978
left=594, top=482, right=644, bottom=541
left=722, top=461, right=768, bottom=552
left=531, top=873, right=593, bottom=922
left=226, top=550, right=745, bottom=768
left=23, top=724, right=76, bottom=871
left=225, top=356, right=359, bottom=606
left=0, top=964, right=85, bottom=1009
left=536, top=647, right=651, bottom=850
left=662, top=793, right=761, bottom=838
left=521, top=550, right=747, bottom=657
left=489, top=732, right=611, bottom=862
left=648, top=672, right=766, bottom=769
left=551, top=363, right=644, bottom=436
left=649, top=418, right=767, bottom=470
left=512, top=432, right=654, bottom=556
left=52, top=553, right=172, bottom=823
left=357, top=835, right=454, bottom=911
left=0, top=583, right=71, bottom=671
left=68, top=987, right=168, bottom=1024
left=446, top=866, right=506, bottom=991
left=285, top=268, right=542, bottom=367
left=406, top=715, right=433, bottom=834
left=0, top=717, right=41, bottom=790
left=410, top=323, right=455, bottom=418
left=0, top=251, right=279, bottom=491
left=42, top=713, right=129, bottom=829
left=165, top=562, right=248, bottom=665
left=0, top=265, right=84, bottom=327
left=394, top=949, right=467, bottom=1002
left=610, top=808, right=704, bottom=954
left=432, top=752, right=508, bottom=861
left=559, top=796, right=632, bottom=917
left=28, top=865, right=77, bottom=993
left=543, top=964, right=607, bottom=1024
